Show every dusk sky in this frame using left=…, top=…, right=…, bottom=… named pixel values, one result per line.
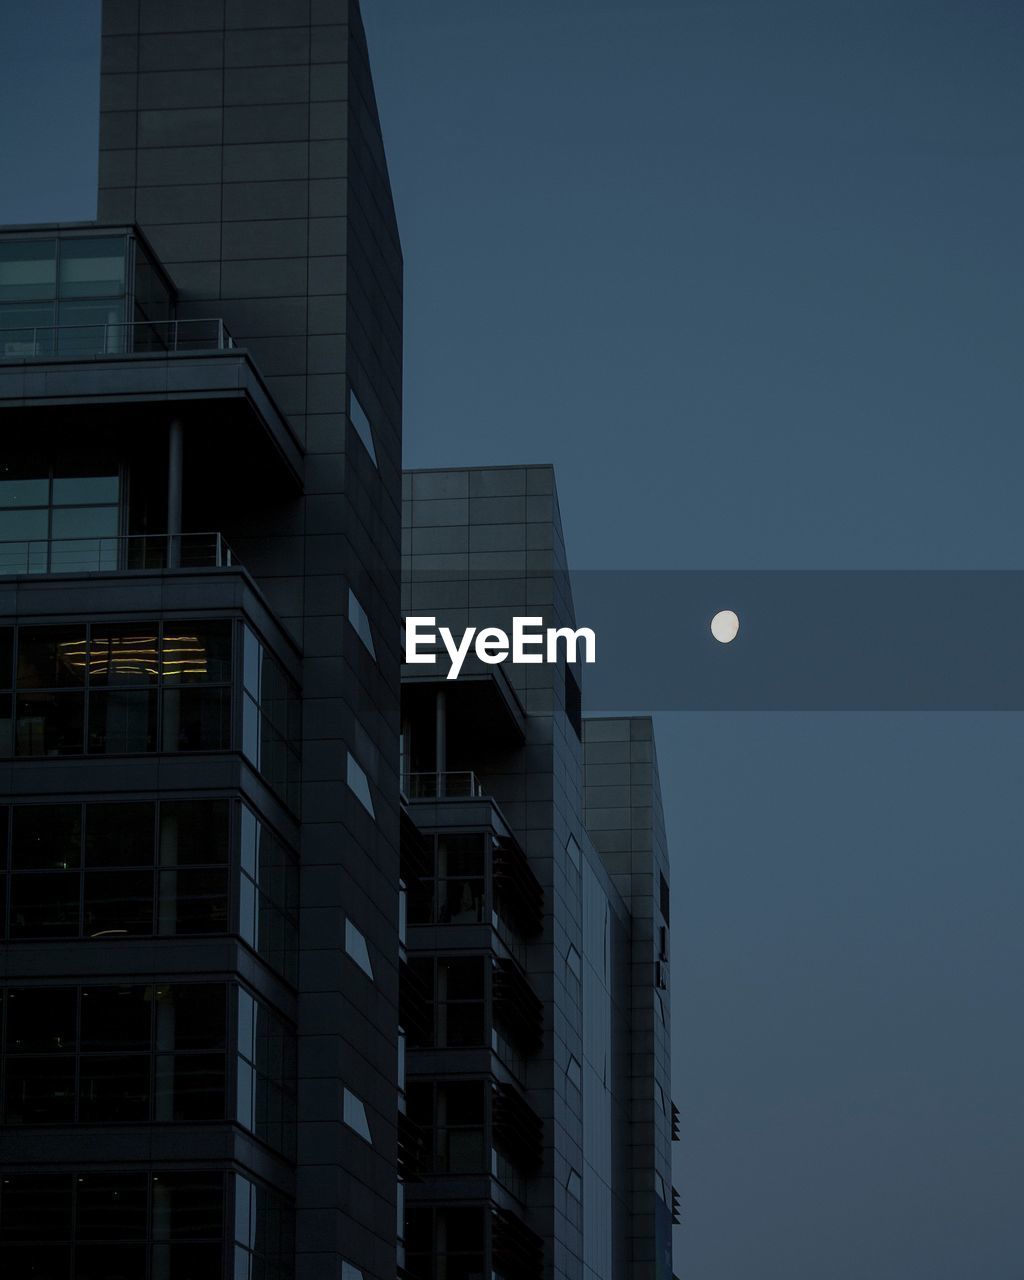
left=3, top=3, right=1023, bottom=1275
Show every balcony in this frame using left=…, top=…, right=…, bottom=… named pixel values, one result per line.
left=0, top=225, right=302, bottom=490
left=0, top=531, right=235, bottom=578
left=0, top=317, right=236, bottom=361
left=405, top=770, right=484, bottom=800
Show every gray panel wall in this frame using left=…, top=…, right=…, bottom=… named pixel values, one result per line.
left=583, top=716, right=673, bottom=1279
left=403, top=465, right=671, bottom=1280
left=98, top=4, right=404, bottom=1278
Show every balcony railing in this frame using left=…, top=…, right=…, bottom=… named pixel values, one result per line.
left=0, top=531, right=235, bottom=576
left=0, top=317, right=236, bottom=360
left=405, top=771, right=484, bottom=799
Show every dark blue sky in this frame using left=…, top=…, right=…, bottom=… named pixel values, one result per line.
left=3, top=3, right=1023, bottom=1276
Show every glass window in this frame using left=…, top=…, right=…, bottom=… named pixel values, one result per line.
left=87, top=688, right=158, bottom=753
left=158, top=867, right=229, bottom=935
left=85, top=802, right=154, bottom=867
left=0, top=1174, right=73, bottom=1240
left=162, top=686, right=231, bottom=752
left=11, top=804, right=81, bottom=869
left=348, top=388, right=378, bottom=466
left=88, top=625, right=158, bottom=686
left=0, top=508, right=48, bottom=541
left=51, top=504, right=119, bottom=540
left=58, top=237, right=126, bottom=299
left=0, top=627, right=12, bottom=685
left=84, top=869, right=154, bottom=937
left=80, top=985, right=151, bottom=1051
left=347, top=588, right=376, bottom=658
left=161, top=621, right=232, bottom=683
left=5, top=986, right=76, bottom=1052
left=0, top=303, right=55, bottom=356
left=10, top=870, right=80, bottom=937
left=15, top=691, right=85, bottom=755
left=16, top=625, right=87, bottom=687
left=159, top=799, right=229, bottom=865
left=75, top=1174, right=148, bottom=1239
left=0, top=239, right=56, bottom=301
left=152, top=1173, right=225, bottom=1240
left=56, top=299, right=126, bottom=355
left=156, top=1053, right=225, bottom=1122
left=52, top=472, right=120, bottom=506
left=3, top=1055, right=76, bottom=1123
left=155, top=983, right=226, bottom=1050
left=79, top=1055, right=150, bottom=1123
left=347, top=752, right=375, bottom=818
left=344, top=918, right=374, bottom=979
left=0, top=457, right=47, bottom=510
left=343, top=1088, right=372, bottom=1143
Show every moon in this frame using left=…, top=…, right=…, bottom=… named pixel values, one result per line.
left=710, top=610, right=740, bottom=644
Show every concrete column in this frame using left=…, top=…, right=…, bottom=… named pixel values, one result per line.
left=435, top=686, right=447, bottom=795
left=167, top=418, right=183, bottom=568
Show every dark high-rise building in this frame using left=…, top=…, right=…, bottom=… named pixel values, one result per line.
left=0, top=9, right=675, bottom=1280
left=398, top=467, right=676, bottom=1280
left=0, top=3, right=403, bottom=1279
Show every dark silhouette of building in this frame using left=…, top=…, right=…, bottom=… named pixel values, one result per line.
left=398, top=467, right=676, bottom=1280
left=0, top=6, right=674, bottom=1280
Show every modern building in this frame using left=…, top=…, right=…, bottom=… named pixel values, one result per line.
left=0, top=3, right=403, bottom=1279
left=0, top=7, right=676, bottom=1280
left=398, top=466, right=676, bottom=1280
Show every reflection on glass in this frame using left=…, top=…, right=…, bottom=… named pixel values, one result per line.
left=0, top=239, right=56, bottom=301
left=57, top=238, right=125, bottom=299
left=161, top=621, right=232, bottom=683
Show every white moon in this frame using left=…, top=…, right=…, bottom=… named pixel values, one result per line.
left=710, top=610, right=740, bottom=643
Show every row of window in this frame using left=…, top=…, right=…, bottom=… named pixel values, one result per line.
left=406, top=831, right=543, bottom=946
left=0, top=620, right=301, bottom=812
left=403, top=1206, right=542, bottom=1280
left=0, top=982, right=297, bottom=1157
left=0, top=800, right=298, bottom=982
left=0, top=1168, right=292, bottom=1280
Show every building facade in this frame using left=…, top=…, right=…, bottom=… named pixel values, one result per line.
left=0, top=8, right=675, bottom=1280
left=0, top=3, right=403, bottom=1279
left=398, top=466, right=676, bottom=1280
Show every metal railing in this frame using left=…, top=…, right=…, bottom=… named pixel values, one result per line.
left=405, top=771, right=484, bottom=799
left=0, top=317, right=235, bottom=360
left=0, top=531, right=235, bottom=576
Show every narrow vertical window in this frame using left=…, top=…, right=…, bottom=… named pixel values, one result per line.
left=348, top=389, right=378, bottom=467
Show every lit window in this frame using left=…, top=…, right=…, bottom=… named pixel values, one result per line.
left=344, top=918, right=374, bottom=980
left=347, top=588, right=376, bottom=659
left=566, top=1168, right=582, bottom=1201
left=348, top=388, right=378, bottom=467
left=346, top=753, right=375, bottom=818
left=342, top=1264, right=364, bottom=1280
left=343, top=1089, right=372, bottom=1143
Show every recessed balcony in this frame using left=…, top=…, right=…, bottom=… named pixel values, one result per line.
left=0, top=531, right=235, bottom=578
left=0, top=224, right=302, bottom=490
left=0, top=316, right=236, bottom=361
